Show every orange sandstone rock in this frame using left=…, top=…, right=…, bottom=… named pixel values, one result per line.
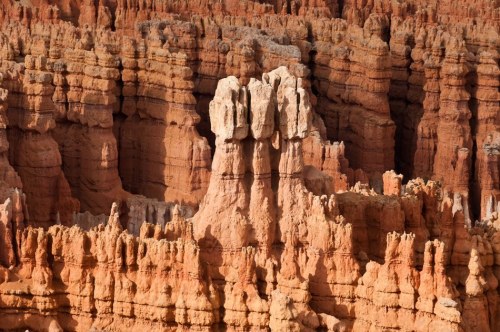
left=0, top=2, right=498, bottom=331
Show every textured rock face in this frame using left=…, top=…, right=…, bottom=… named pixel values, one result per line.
left=0, top=1, right=499, bottom=331
left=2, top=54, right=79, bottom=227
left=0, top=73, right=21, bottom=191
left=50, top=41, right=126, bottom=215
left=117, top=21, right=212, bottom=206
left=311, top=18, right=396, bottom=178
left=0, top=67, right=498, bottom=331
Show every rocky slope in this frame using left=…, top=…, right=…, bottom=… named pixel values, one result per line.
left=0, top=0, right=498, bottom=331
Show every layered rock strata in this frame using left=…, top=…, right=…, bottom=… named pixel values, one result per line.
left=311, top=17, right=395, bottom=178
left=0, top=19, right=212, bottom=214
left=0, top=72, right=21, bottom=191
left=0, top=1, right=498, bottom=331
left=0, top=0, right=496, bottom=216
left=1, top=54, right=78, bottom=227
left=118, top=21, right=211, bottom=206
left=0, top=68, right=499, bottom=331
left=51, top=37, right=126, bottom=215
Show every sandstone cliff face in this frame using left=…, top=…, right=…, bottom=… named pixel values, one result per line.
left=117, top=21, right=211, bottom=206
left=50, top=35, right=126, bottom=215
left=0, top=67, right=498, bottom=332
left=1, top=52, right=79, bottom=227
left=0, top=19, right=212, bottom=214
left=311, top=16, right=396, bottom=179
left=0, top=72, right=21, bottom=191
left=0, top=72, right=25, bottom=272
left=474, top=51, right=500, bottom=220
left=3, top=0, right=496, bottom=217
left=0, top=1, right=499, bottom=331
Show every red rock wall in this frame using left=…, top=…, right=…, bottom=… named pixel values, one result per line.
left=1, top=53, right=79, bottom=227
left=0, top=1, right=498, bottom=331
left=0, top=68, right=499, bottom=331
left=0, top=20, right=212, bottom=214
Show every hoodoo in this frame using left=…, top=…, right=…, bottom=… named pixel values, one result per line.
left=0, top=0, right=499, bottom=331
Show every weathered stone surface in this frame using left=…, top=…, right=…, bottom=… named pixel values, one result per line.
left=1, top=56, right=79, bottom=227
left=0, top=2, right=498, bottom=331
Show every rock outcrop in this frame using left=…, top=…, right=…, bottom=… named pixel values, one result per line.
left=51, top=36, right=126, bottom=215
left=0, top=67, right=498, bottom=331
left=311, top=17, right=395, bottom=180
left=0, top=1, right=498, bottom=331
left=1, top=53, right=78, bottom=227
left=117, top=21, right=211, bottom=206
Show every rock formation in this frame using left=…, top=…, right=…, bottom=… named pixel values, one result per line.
left=0, top=1, right=498, bottom=331
left=2, top=51, right=79, bottom=227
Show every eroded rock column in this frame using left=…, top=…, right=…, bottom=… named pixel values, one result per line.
left=6, top=55, right=78, bottom=227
